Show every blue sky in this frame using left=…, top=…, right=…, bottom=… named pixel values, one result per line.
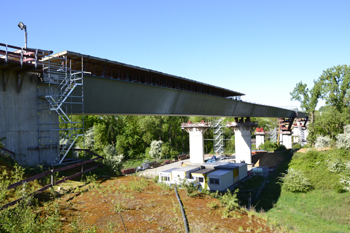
left=2, top=0, right=349, bottom=110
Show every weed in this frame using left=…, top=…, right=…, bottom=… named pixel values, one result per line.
left=220, top=189, right=240, bottom=211
left=113, top=200, right=125, bottom=213
left=207, top=201, right=220, bottom=209
left=129, top=177, right=148, bottom=193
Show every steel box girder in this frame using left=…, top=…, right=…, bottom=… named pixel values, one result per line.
left=70, top=76, right=306, bottom=118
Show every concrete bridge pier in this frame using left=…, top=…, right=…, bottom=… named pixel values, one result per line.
left=282, top=131, right=293, bottom=149
left=181, top=121, right=210, bottom=164
left=227, top=117, right=257, bottom=164
left=255, top=128, right=266, bottom=149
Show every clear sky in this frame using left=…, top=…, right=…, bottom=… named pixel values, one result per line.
left=2, top=0, right=349, bottom=110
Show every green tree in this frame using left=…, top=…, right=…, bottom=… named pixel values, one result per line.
left=290, top=80, right=321, bottom=125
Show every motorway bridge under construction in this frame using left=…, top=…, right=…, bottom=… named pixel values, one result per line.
left=0, top=43, right=306, bottom=166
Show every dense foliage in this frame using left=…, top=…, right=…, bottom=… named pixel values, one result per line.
left=291, top=64, right=350, bottom=145
left=71, top=115, right=272, bottom=162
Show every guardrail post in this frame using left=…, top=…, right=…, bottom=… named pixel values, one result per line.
left=51, top=167, right=54, bottom=186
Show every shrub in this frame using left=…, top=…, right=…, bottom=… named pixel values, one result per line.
left=182, top=180, right=200, bottom=197
left=336, top=131, right=350, bottom=150
left=149, top=140, right=163, bottom=161
left=103, top=145, right=124, bottom=175
left=170, top=150, right=179, bottom=159
left=84, top=126, right=95, bottom=149
left=259, top=141, right=286, bottom=151
left=292, top=144, right=302, bottom=150
left=339, top=175, right=350, bottom=192
left=327, top=157, right=345, bottom=173
left=207, top=201, right=220, bottom=209
left=220, top=189, right=240, bottom=211
left=259, top=141, right=277, bottom=151
left=279, top=168, right=312, bottom=193
left=315, top=136, right=331, bottom=150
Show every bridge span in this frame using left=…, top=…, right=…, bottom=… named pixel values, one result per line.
left=0, top=43, right=306, bottom=166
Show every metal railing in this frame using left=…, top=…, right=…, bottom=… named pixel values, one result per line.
left=0, top=43, right=52, bottom=68
left=1, top=149, right=103, bottom=210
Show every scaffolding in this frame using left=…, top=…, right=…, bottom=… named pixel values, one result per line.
left=299, top=125, right=306, bottom=146
left=269, top=128, right=277, bottom=143
left=37, top=55, right=85, bottom=165
left=212, top=118, right=224, bottom=155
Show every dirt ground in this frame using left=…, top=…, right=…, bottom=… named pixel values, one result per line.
left=53, top=176, right=277, bottom=232
left=298, top=147, right=331, bottom=153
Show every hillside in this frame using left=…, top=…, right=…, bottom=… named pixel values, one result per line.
left=256, top=148, right=350, bottom=233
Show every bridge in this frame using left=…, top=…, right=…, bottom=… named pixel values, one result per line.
left=0, top=43, right=306, bottom=166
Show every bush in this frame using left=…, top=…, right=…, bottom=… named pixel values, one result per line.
left=315, top=136, right=331, bottom=150
left=103, top=145, right=124, bottom=175
left=279, top=168, right=312, bottom=193
left=259, top=141, right=286, bottom=151
left=220, top=189, right=240, bottom=211
left=327, top=157, right=345, bottom=173
left=182, top=180, right=200, bottom=197
left=339, top=175, right=350, bottom=192
left=149, top=140, right=163, bottom=161
left=170, top=150, right=179, bottom=159
left=292, top=144, right=302, bottom=150
left=336, top=130, right=350, bottom=150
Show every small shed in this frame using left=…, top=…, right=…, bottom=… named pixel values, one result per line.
left=207, top=170, right=234, bottom=191
left=172, top=166, right=200, bottom=183
left=159, top=168, right=180, bottom=183
left=191, top=168, right=215, bottom=190
left=214, top=163, right=248, bottom=182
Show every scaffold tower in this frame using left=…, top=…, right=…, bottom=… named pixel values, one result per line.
left=38, top=55, right=85, bottom=165
left=212, top=118, right=224, bottom=155
left=269, top=128, right=277, bottom=143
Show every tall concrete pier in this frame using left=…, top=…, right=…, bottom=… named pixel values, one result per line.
left=227, top=117, right=257, bottom=164
left=181, top=121, right=210, bottom=164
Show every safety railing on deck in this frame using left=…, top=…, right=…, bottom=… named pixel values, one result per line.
left=0, top=149, right=103, bottom=210
left=0, top=43, right=52, bottom=68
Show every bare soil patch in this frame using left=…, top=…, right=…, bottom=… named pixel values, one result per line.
left=53, top=176, right=276, bottom=232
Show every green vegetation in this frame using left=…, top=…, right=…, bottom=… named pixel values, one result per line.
left=278, top=168, right=312, bottom=192
left=259, top=141, right=286, bottom=152
left=256, top=149, right=350, bottom=232
left=291, top=64, right=350, bottom=145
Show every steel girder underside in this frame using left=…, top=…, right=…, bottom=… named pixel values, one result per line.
left=71, top=76, right=306, bottom=118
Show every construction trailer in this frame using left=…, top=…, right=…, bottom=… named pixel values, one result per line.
left=214, top=163, right=248, bottom=181
left=158, top=168, right=180, bottom=184
left=191, top=168, right=215, bottom=190
left=202, top=162, right=230, bottom=169
left=207, top=169, right=234, bottom=191
left=171, top=166, right=200, bottom=183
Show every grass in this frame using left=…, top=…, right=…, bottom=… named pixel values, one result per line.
left=265, top=189, right=350, bottom=233
left=254, top=148, right=350, bottom=232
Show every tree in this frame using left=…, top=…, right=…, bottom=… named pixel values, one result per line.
left=290, top=80, right=321, bottom=125
left=319, top=65, right=350, bottom=113
left=290, top=65, right=350, bottom=144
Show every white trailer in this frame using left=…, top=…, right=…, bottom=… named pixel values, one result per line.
left=159, top=168, right=180, bottom=184
left=172, top=166, right=200, bottom=184
left=207, top=169, right=234, bottom=191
